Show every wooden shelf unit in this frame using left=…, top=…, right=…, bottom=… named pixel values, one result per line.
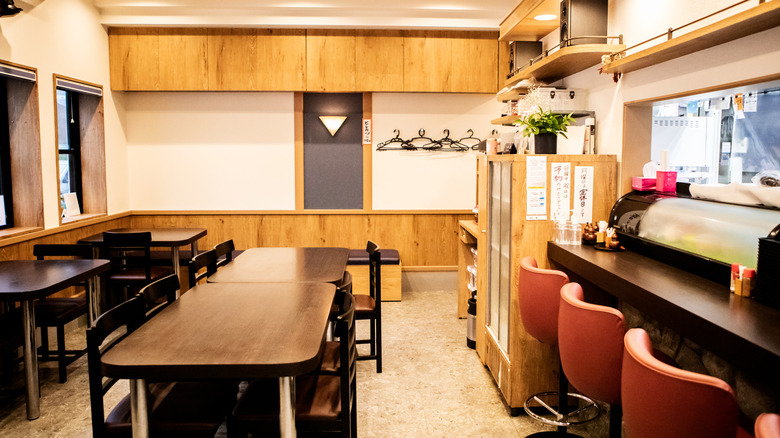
left=505, top=44, right=625, bottom=88
left=496, top=88, right=528, bottom=102
left=499, top=0, right=561, bottom=42
left=602, top=1, right=780, bottom=75
left=491, top=114, right=520, bottom=126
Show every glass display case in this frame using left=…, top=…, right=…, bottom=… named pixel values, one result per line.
left=487, top=160, right=512, bottom=353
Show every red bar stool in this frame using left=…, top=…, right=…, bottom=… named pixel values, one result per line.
left=756, top=413, right=780, bottom=438
left=622, top=328, right=754, bottom=438
left=559, top=282, right=626, bottom=438
left=518, top=257, right=599, bottom=437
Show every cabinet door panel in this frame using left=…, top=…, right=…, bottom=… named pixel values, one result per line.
left=356, top=30, right=404, bottom=92
left=207, top=29, right=258, bottom=90
left=307, top=30, right=356, bottom=92
left=403, top=30, right=452, bottom=92
left=158, top=28, right=208, bottom=91
left=109, top=28, right=159, bottom=91
left=257, top=29, right=306, bottom=91
left=451, top=31, right=499, bottom=93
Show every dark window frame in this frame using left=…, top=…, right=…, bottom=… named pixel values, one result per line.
left=0, top=79, right=14, bottom=229
left=57, top=88, right=83, bottom=214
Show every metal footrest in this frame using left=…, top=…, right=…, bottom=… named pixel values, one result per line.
left=524, top=391, right=601, bottom=427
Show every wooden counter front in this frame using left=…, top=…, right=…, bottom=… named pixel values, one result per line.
left=547, top=242, right=780, bottom=390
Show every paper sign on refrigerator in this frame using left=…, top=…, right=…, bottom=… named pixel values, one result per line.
left=526, top=156, right=547, bottom=220
left=573, top=166, right=594, bottom=223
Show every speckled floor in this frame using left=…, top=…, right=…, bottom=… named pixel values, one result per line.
left=0, top=286, right=592, bottom=437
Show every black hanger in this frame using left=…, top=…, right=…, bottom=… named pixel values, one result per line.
left=457, top=129, right=482, bottom=150
left=377, top=129, right=417, bottom=151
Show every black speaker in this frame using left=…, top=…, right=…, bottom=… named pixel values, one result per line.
left=509, top=41, right=543, bottom=77
left=560, top=0, right=608, bottom=47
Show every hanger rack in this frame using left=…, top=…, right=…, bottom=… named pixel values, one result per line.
left=376, top=129, right=483, bottom=152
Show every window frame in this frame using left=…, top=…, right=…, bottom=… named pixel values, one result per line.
left=0, top=79, right=14, bottom=230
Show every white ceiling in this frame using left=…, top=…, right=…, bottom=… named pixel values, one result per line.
left=91, top=0, right=516, bottom=30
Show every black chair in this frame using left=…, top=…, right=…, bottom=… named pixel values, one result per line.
left=87, top=295, right=236, bottom=438
left=33, top=243, right=94, bottom=383
left=229, top=292, right=357, bottom=438
left=137, top=274, right=179, bottom=319
left=321, top=274, right=354, bottom=373
left=213, top=240, right=244, bottom=268
left=0, top=308, right=22, bottom=385
left=188, top=249, right=218, bottom=289
left=102, top=232, right=171, bottom=308
left=355, top=241, right=382, bottom=373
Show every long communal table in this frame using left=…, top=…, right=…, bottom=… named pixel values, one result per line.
left=0, top=259, right=110, bottom=420
left=100, top=282, right=335, bottom=438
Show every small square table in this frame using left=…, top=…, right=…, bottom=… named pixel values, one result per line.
left=0, top=259, right=110, bottom=420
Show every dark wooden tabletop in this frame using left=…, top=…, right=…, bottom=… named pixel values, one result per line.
left=78, top=228, right=207, bottom=247
left=208, top=247, right=349, bottom=285
left=101, top=282, right=336, bottom=380
left=0, top=260, right=110, bottom=300
left=548, top=242, right=780, bottom=388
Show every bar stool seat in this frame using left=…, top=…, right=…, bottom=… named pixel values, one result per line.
left=756, top=413, right=780, bottom=438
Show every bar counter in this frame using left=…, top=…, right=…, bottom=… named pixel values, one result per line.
left=547, top=241, right=780, bottom=390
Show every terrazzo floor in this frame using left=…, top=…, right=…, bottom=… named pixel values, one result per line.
left=0, top=288, right=592, bottom=437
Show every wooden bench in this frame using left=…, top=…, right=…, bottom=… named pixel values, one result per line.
left=346, top=248, right=402, bottom=301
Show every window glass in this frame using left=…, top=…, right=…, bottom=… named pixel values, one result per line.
left=0, top=79, right=13, bottom=229
left=56, top=88, right=81, bottom=214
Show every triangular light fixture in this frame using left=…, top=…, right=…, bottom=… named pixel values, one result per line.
left=319, top=116, right=346, bottom=136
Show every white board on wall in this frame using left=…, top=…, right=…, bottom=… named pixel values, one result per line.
left=372, top=93, right=507, bottom=210
left=126, top=92, right=296, bottom=210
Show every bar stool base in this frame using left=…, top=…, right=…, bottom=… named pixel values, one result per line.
left=526, top=432, right=583, bottom=437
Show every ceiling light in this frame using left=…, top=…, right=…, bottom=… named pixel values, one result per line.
left=534, top=14, right=557, bottom=21
left=319, top=116, right=346, bottom=136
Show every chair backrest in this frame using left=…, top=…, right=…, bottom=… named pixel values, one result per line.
left=189, top=249, right=218, bottom=288
left=334, top=292, right=357, bottom=429
left=756, top=413, right=780, bottom=438
left=102, top=231, right=154, bottom=279
left=518, top=256, right=568, bottom=345
left=34, top=243, right=93, bottom=260
left=86, top=296, right=146, bottom=438
left=367, top=241, right=381, bottom=304
left=559, top=282, right=625, bottom=405
left=622, top=328, right=740, bottom=438
left=138, top=274, right=179, bottom=319
left=214, top=239, right=236, bottom=268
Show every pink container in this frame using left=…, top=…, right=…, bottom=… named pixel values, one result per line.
left=632, top=177, right=656, bottom=191
left=655, top=171, right=677, bottom=193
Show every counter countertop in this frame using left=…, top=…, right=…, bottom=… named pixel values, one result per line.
left=547, top=241, right=780, bottom=389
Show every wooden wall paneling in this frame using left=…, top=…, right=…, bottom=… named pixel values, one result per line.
left=128, top=213, right=471, bottom=267
left=157, top=28, right=208, bottom=91
left=78, top=93, right=107, bottom=216
left=362, top=93, right=372, bottom=210
left=256, top=29, right=306, bottom=91
left=355, top=30, right=404, bottom=92
left=7, top=79, right=43, bottom=228
left=306, top=30, right=356, bottom=92
left=207, top=28, right=258, bottom=90
left=450, top=31, right=499, bottom=93
left=498, top=40, right=512, bottom=92
left=108, top=28, right=160, bottom=91
left=403, top=30, right=452, bottom=92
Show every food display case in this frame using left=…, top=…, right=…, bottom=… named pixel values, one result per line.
left=608, top=190, right=780, bottom=306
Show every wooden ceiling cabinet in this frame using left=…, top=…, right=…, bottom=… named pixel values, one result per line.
left=451, top=31, right=499, bottom=93
left=108, top=28, right=160, bottom=91
left=307, top=29, right=357, bottom=92
left=403, top=30, right=453, bottom=93
left=355, top=30, right=404, bottom=92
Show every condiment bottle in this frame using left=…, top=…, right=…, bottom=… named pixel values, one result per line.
left=742, top=268, right=755, bottom=298
left=730, top=263, right=740, bottom=293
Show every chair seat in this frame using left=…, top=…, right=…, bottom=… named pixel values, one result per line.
left=347, top=248, right=399, bottom=265
left=105, top=381, right=235, bottom=437
left=34, top=296, right=87, bottom=325
left=232, top=375, right=341, bottom=425
left=108, top=266, right=172, bottom=283
left=353, top=294, right=376, bottom=314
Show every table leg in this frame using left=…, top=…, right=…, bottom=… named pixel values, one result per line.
left=21, top=300, right=40, bottom=420
left=279, top=376, right=297, bottom=438
left=129, top=378, right=149, bottom=438
left=86, top=276, right=100, bottom=326
left=171, top=247, right=182, bottom=296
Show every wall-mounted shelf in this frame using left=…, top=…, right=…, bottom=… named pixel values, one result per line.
left=491, top=110, right=594, bottom=126
left=497, top=88, right=528, bottom=102
left=602, top=1, right=780, bottom=75
left=499, top=0, right=561, bottom=41
left=505, top=44, right=626, bottom=88
left=491, top=115, right=520, bottom=126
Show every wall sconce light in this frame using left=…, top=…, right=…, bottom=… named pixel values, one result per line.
left=319, top=116, right=347, bottom=136
left=0, top=0, right=22, bottom=17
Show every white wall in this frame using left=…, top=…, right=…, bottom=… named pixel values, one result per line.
left=124, top=92, right=296, bottom=210
left=372, top=93, right=503, bottom=210
left=562, top=0, right=780, bottom=158
left=0, top=0, right=130, bottom=227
